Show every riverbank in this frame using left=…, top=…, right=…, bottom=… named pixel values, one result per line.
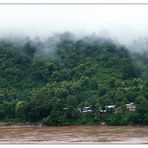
left=0, top=121, right=146, bottom=128
left=0, top=122, right=42, bottom=127
left=0, top=120, right=106, bottom=127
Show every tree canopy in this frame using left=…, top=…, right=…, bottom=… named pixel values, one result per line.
left=0, top=33, right=148, bottom=125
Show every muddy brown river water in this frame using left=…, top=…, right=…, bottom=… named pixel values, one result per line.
left=0, top=125, right=148, bottom=144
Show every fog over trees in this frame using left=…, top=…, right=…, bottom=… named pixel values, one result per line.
left=0, top=5, right=148, bottom=125
left=0, top=32, right=148, bottom=125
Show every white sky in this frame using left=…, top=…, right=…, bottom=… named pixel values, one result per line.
left=0, top=5, right=148, bottom=43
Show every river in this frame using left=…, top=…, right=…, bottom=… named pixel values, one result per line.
left=0, top=125, right=148, bottom=144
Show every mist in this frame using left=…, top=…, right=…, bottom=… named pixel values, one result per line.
left=0, top=5, right=148, bottom=53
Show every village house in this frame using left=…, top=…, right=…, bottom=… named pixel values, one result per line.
left=105, top=105, right=116, bottom=112
left=79, top=106, right=92, bottom=113
left=98, top=107, right=107, bottom=113
left=78, top=103, right=136, bottom=114
left=98, top=105, right=116, bottom=113
left=126, top=102, right=136, bottom=112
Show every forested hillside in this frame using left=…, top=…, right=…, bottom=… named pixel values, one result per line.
left=0, top=33, right=148, bottom=125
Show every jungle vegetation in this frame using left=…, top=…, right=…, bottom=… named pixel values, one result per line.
left=0, top=32, right=148, bottom=125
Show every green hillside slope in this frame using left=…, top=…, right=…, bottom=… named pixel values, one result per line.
left=0, top=34, right=148, bottom=125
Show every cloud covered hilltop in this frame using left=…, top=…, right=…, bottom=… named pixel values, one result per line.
left=0, top=4, right=148, bottom=125
left=0, top=32, right=148, bottom=125
left=1, top=5, right=148, bottom=45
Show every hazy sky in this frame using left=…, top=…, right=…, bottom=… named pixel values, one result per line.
left=0, top=5, right=148, bottom=43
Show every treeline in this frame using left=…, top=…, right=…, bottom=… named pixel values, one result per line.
left=0, top=32, right=148, bottom=125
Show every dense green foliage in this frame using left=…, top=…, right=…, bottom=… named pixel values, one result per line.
left=0, top=33, right=148, bottom=125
